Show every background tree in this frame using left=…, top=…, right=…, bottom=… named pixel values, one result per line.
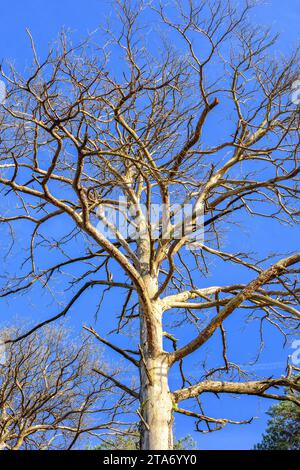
left=255, top=388, right=300, bottom=450
left=94, top=430, right=197, bottom=450
left=0, top=0, right=300, bottom=450
left=0, top=324, right=133, bottom=450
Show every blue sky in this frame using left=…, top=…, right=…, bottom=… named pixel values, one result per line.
left=0, top=0, right=299, bottom=450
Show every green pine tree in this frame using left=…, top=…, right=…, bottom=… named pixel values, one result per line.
left=255, top=399, right=300, bottom=450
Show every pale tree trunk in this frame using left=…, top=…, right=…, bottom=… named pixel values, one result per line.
left=139, top=275, right=174, bottom=450
left=140, top=353, right=174, bottom=450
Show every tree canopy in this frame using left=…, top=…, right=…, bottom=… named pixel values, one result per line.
left=255, top=393, right=300, bottom=450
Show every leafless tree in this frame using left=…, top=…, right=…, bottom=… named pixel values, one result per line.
left=0, top=0, right=300, bottom=450
left=0, top=325, right=134, bottom=449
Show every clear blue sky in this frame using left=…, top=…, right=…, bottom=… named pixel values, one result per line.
left=0, top=0, right=299, bottom=450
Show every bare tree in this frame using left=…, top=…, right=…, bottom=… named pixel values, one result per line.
left=0, top=0, right=300, bottom=450
left=0, top=325, right=134, bottom=449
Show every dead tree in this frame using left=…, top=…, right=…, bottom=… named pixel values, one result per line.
left=0, top=325, right=134, bottom=449
left=0, top=0, right=300, bottom=450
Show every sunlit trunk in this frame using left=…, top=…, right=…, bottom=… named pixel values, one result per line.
left=140, top=354, right=173, bottom=450
left=139, top=275, right=173, bottom=450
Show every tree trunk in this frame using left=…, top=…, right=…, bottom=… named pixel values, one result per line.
left=139, top=274, right=174, bottom=450
left=140, top=354, right=174, bottom=450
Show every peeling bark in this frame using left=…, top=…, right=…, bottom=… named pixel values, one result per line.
left=139, top=275, right=173, bottom=450
left=140, top=354, right=174, bottom=450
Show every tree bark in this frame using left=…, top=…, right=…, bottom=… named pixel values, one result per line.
left=139, top=354, right=174, bottom=450
left=139, top=275, right=173, bottom=450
